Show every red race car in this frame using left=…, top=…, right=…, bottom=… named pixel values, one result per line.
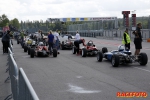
left=30, top=42, right=57, bottom=58
left=72, top=40, right=99, bottom=57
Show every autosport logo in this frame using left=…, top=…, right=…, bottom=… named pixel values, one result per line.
left=117, top=92, right=148, bottom=98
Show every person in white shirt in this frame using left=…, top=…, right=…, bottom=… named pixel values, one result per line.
left=75, top=31, right=80, bottom=40
left=53, top=29, right=60, bottom=54
left=37, top=30, right=42, bottom=41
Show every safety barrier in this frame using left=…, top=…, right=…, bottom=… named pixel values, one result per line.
left=19, top=68, right=39, bottom=100
left=69, top=29, right=150, bottom=42
left=5, top=46, right=39, bottom=100
left=9, top=39, right=13, bottom=53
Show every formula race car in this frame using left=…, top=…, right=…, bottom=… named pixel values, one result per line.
left=72, top=40, right=98, bottom=57
left=60, top=40, right=74, bottom=50
left=30, top=42, right=57, bottom=58
left=97, top=45, right=148, bottom=67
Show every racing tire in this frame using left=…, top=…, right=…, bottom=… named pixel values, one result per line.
left=102, top=47, right=108, bottom=53
left=97, top=51, right=103, bottom=62
left=139, top=53, right=148, bottom=66
left=111, top=54, right=120, bottom=67
left=53, top=48, right=57, bottom=57
left=24, top=45, right=28, bottom=52
left=81, top=48, right=87, bottom=57
left=30, top=48, right=35, bottom=58
left=72, top=46, right=76, bottom=54
left=28, top=47, right=31, bottom=55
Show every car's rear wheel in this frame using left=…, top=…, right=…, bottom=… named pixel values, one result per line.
left=138, top=53, right=148, bottom=65
left=97, top=51, right=103, bottom=62
left=53, top=48, right=57, bottom=57
left=111, top=54, right=120, bottom=67
left=24, top=45, right=28, bottom=52
left=82, top=48, right=87, bottom=57
left=30, top=48, right=35, bottom=58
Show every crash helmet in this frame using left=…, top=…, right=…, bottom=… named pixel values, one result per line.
left=118, top=45, right=125, bottom=51
left=39, top=42, right=44, bottom=46
left=87, top=41, right=93, bottom=46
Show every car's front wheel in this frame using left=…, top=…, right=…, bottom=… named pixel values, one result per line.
left=81, top=48, right=87, bottom=57
left=97, top=51, right=103, bottom=62
left=111, top=54, right=120, bottom=67
left=138, top=53, right=148, bottom=66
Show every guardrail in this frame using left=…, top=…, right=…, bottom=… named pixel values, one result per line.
left=69, top=30, right=150, bottom=42
left=5, top=42, right=39, bottom=100
left=19, top=68, right=39, bottom=100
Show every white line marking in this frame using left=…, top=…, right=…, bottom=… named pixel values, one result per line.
left=67, top=83, right=101, bottom=93
left=76, top=76, right=83, bottom=78
left=134, top=67, right=150, bottom=73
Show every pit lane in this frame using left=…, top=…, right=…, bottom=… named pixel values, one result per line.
left=12, top=37, right=150, bottom=100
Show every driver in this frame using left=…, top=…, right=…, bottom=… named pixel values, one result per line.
left=74, top=39, right=86, bottom=55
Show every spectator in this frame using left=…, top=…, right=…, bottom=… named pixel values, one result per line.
left=20, top=30, right=24, bottom=46
left=133, top=23, right=142, bottom=58
left=75, top=30, right=80, bottom=40
left=48, top=30, right=54, bottom=55
left=1, top=30, right=10, bottom=53
left=122, top=28, right=131, bottom=50
left=53, top=29, right=60, bottom=54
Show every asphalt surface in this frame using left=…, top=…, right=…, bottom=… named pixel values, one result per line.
left=1, top=37, right=150, bottom=100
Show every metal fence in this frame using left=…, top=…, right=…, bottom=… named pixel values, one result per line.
left=5, top=43, right=39, bottom=100
left=68, top=29, right=150, bottom=41
left=19, top=68, right=39, bottom=100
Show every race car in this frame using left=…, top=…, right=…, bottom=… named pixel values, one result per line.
left=60, top=39, right=74, bottom=50
left=72, top=40, right=98, bottom=57
left=30, top=42, right=57, bottom=58
left=97, top=45, right=148, bottom=67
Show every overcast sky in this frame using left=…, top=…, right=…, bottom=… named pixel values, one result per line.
left=0, top=0, right=150, bottom=22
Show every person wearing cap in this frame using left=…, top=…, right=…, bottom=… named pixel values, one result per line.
left=122, top=28, right=131, bottom=50
left=74, top=38, right=86, bottom=55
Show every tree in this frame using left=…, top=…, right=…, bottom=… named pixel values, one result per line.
left=9, top=18, right=20, bottom=29
left=0, top=14, right=9, bottom=27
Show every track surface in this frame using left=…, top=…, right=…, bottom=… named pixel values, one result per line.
left=13, top=37, right=150, bottom=100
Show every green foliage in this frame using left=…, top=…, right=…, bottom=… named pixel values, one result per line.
left=0, top=14, right=9, bottom=27
left=10, top=18, right=20, bottom=29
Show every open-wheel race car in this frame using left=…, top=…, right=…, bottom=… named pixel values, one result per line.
left=30, top=42, right=57, bottom=58
left=97, top=45, right=148, bottom=67
left=72, top=40, right=98, bottom=57
left=23, top=38, right=37, bottom=55
left=60, top=39, right=74, bottom=50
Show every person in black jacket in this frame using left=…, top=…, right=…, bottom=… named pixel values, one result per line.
left=1, top=30, right=10, bottom=53
left=74, top=39, right=86, bottom=55
left=133, top=23, right=142, bottom=57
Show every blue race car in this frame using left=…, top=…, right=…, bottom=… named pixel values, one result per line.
left=97, top=45, right=148, bottom=67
